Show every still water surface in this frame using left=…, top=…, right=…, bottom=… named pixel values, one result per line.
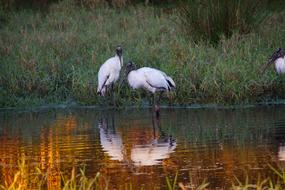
left=0, top=106, right=285, bottom=189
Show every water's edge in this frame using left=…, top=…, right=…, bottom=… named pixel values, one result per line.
left=2, top=100, right=285, bottom=112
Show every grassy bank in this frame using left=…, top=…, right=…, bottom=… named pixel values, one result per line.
left=1, top=0, right=285, bottom=108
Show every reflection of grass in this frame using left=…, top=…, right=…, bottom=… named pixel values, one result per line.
left=161, top=110, right=275, bottom=146
left=1, top=158, right=285, bottom=189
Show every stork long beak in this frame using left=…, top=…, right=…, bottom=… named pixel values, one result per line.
left=119, top=55, right=122, bottom=67
left=260, top=59, right=274, bottom=75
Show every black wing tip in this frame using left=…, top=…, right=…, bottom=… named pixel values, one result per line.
left=166, top=79, right=175, bottom=88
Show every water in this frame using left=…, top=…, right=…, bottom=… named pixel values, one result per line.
left=0, top=106, right=285, bottom=189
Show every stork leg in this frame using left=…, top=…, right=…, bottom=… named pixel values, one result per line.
left=155, top=91, right=163, bottom=119
left=151, top=114, right=157, bottom=139
left=151, top=93, right=158, bottom=117
left=111, top=83, right=115, bottom=107
left=158, top=91, right=163, bottom=103
left=151, top=93, right=155, bottom=109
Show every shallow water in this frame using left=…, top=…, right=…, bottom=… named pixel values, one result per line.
left=0, top=106, right=285, bottom=189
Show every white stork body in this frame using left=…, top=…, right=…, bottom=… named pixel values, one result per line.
left=275, top=56, right=285, bottom=74
left=97, top=46, right=123, bottom=97
left=127, top=67, right=175, bottom=93
left=262, top=48, right=285, bottom=74
left=97, top=55, right=122, bottom=96
left=126, top=62, right=175, bottom=117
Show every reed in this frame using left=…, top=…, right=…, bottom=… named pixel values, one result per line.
left=177, top=0, right=272, bottom=44
left=0, top=157, right=107, bottom=190
left=1, top=158, right=285, bottom=189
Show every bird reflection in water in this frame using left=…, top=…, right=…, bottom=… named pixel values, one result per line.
left=98, top=116, right=124, bottom=161
left=98, top=113, right=176, bottom=167
left=278, top=144, right=285, bottom=161
left=274, top=121, right=285, bottom=162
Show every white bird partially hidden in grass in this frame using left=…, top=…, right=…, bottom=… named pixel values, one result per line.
left=97, top=46, right=123, bottom=105
left=262, top=48, right=285, bottom=74
left=126, top=61, right=175, bottom=117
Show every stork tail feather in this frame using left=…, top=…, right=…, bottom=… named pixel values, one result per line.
left=166, top=76, right=175, bottom=89
left=97, top=86, right=107, bottom=96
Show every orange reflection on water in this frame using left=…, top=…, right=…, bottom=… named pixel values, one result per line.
left=99, top=117, right=176, bottom=166
left=0, top=127, right=21, bottom=187
left=0, top=109, right=284, bottom=189
left=96, top=116, right=177, bottom=189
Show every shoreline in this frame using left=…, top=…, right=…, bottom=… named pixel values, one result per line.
left=1, top=100, right=285, bottom=112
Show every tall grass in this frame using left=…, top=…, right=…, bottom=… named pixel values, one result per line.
left=0, top=0, right=285, bottom=108
left=61, top=167, right=107, bottom=190
left=177, top=0, right=273, bottom=44
left=0, top=157, right=107, bottom=190
left=0, top=0, right=176, bottom=10
left=0, top=156, right=45, bottom=190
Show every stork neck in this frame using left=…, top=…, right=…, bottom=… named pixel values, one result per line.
left=126, top=69, right=135, bottom=76
left=115, top=55, right=123, bottom=67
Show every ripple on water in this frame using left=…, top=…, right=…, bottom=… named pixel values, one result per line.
left=0, top=107, right=285, bottom=189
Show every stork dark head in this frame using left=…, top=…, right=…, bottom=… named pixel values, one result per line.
left=116, top=46, right=123, bottom=57
left=126, top=61, right=136, bottom=75
left=261, top=48, right=283, bottom=74
left=268, top=48, right=282, bottom=64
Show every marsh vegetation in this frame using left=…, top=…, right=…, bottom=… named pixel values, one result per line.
left=1, top=0, right=285, bottom=107
left=1, top=158, right=285, bottom=190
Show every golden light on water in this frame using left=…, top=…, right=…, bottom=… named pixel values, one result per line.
left=0, top=108, right=284, bottom=189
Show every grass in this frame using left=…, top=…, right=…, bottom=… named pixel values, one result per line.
left=177, top=0, right=285, bottom=44
left=230, top=167, right=285, bottom=190
left=1, top=0, right=285, bottom=108
left=1, top=157, right=285, bottom=190
left=61, top=167, right=106, bottom=190
left=166, top=172, right=178, bottom=190
left=0, top=156, right=107, bottom=190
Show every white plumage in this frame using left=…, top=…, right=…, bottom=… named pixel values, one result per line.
left=126, top=62, right=176, bottom=117
left=97, top=46, right=123, bottom=96
left=127, top=66, right=175, bottom=94
left=262, top=48, right=285, bottom=74
left=275, top=56, right=285, bottom=74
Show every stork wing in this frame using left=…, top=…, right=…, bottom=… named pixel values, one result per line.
left=138, top=67, right=175, bottom=90
left=138, top=67, right=169, bottom=90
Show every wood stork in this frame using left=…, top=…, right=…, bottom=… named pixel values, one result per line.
left=262, top=48, right=285, bottom=74
left=97, top=46, right=123, bottom=106
left=126, top=61, right=176, bottom=117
